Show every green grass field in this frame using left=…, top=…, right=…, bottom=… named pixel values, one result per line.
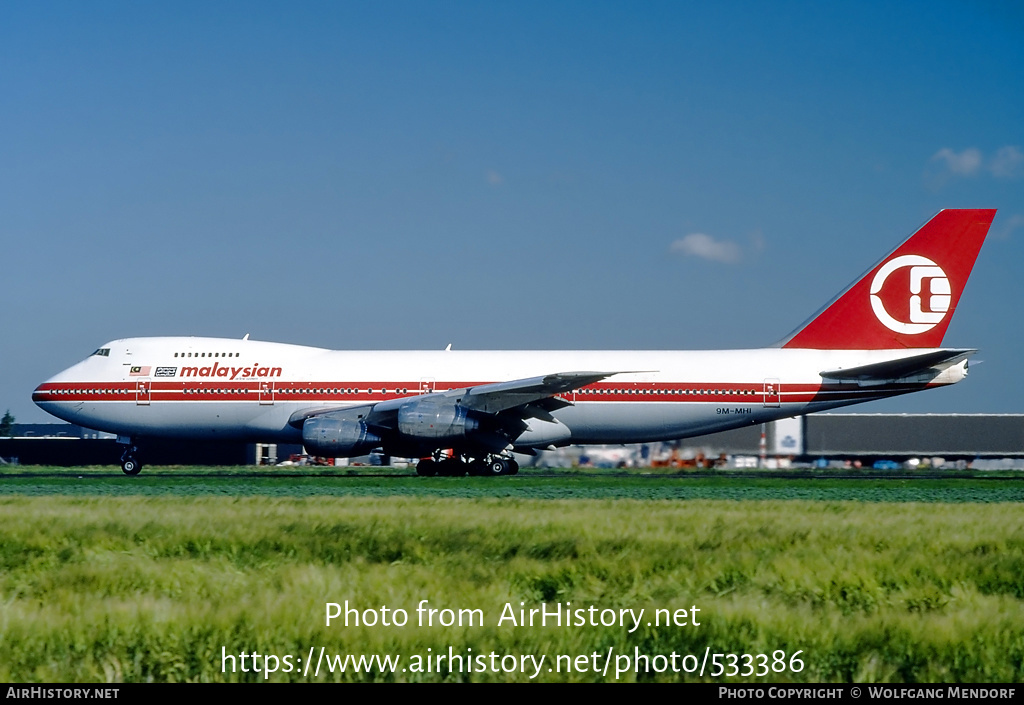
left=1, top=467, right=1022, bottom=682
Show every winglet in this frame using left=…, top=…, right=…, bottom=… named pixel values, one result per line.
left=781, top=209, right=995, bottom=349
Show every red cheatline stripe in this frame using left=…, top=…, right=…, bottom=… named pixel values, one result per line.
left=32, top=380, right=936, bottom=405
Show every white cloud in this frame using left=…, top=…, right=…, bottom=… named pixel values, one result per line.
left=670, top=233, right=742, bottom=264
left=997, top=214, right=1024, bottom=240
left=930, top=147, right=983, bottom=176
left=989, top=146, right=1024, bottom=179
left=926, top=145, right=1024, bottom=187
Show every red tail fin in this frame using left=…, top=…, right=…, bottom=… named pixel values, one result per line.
left=781, top=209, right=996, bottom=350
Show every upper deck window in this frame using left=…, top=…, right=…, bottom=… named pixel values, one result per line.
left=92, top=348, right=110, bottom=357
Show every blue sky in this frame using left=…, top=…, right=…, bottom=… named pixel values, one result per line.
left=3, top=1, right=1023, bottom=423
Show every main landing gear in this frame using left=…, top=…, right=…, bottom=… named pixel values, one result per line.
left=416, top=454, right=519, bottom=477
left=119, top=443, right=142, bottom=476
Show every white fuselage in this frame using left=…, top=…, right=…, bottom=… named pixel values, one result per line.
left=32, top=337, right=965, bottom=448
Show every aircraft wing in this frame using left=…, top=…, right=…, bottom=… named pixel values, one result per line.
left=819, top=349, right=975, bottom=381
left=456, top=371, right=619, bottom=413
left=287, top=370, right=623, bottom=428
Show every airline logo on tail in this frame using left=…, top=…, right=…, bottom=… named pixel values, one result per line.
left=782, top=209, right=995, bottom=350
left=870, top=255, right=949, bottom=334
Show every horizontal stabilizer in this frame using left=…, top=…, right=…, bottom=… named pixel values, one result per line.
left=820, top=349, right=975, bottom=381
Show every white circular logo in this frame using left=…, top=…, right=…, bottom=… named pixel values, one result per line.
left=869, top=255, right=951, bottom=334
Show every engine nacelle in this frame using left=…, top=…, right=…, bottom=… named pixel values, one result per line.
left=302, top=416, right=382, bottom=457
left=513, top=417, right=572, bottom=449
left=397, top=399, right=479, bottom=441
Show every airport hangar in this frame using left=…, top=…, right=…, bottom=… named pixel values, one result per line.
left=2, top=414, right=1024, bottom=468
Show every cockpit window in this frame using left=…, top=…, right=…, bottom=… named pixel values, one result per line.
left=92, top=348, right=110, bottom=357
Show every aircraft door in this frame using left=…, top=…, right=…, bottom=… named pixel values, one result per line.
left=419, top=378, right=435, bottom=394
left=259, top=381, right=275, bottom=406
left=136, top=379, right=151, bottom=406
left=763, top=378, right=781, bottom=408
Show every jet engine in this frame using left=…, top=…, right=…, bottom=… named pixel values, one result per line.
left=302, top=416, right=382, bottom=456
left=397, top=399, right=480, bottom=441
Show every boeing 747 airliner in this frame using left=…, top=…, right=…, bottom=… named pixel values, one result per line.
left=33, top=209, right=996, bottom=475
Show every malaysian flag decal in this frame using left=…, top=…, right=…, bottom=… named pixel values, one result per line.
left=129, top=366, right=151, bottom=376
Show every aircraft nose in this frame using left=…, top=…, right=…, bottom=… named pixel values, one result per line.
left=32, top=380, right=53, bottom=407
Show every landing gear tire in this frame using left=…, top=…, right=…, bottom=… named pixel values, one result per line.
left=416, top=459, right=438, bottom=476
left=120, top=449, right=142, bottom=476
left=437, top=459, right=467, bottom=476
left=484, top=458, right=519, bottom=476
left=467, top=460, right=487, bottom=476
left=485, top=458, right=517, bottom=476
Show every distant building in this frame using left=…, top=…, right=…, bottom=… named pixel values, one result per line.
left=5, top=423, right=113, bottom=440
left=535, top=414, right=1024, bottom=469
left=803, top=414, right=1024, bottom=459
left=650, top=414, right=1024, bottom=461
left=0, top=424, right=248, bottom=466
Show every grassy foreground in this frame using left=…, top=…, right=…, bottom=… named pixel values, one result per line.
left=1, top=490, right=1022, bottom=682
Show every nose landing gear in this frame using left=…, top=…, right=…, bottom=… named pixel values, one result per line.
left=120, top=445, right=142, bottom=476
